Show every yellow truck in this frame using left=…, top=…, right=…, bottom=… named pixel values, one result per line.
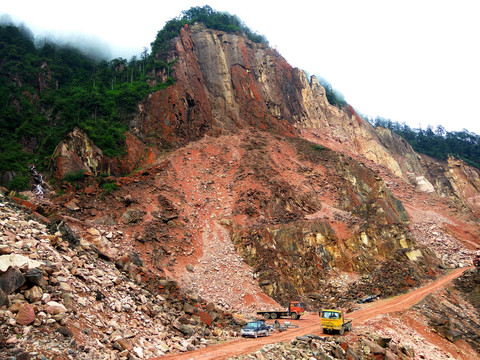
left=320, top=309, right=352, bottom=335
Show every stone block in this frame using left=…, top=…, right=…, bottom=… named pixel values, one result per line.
left=0, top=267, right=25, bottom=295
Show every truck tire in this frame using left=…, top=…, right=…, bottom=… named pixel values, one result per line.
left=322, top=328, right=329, bottom=334
left=270, top=313, right=278, bottom=319
left=291, top=313, right=298, bottom=320
left=263, top=313, right=270, bottom=319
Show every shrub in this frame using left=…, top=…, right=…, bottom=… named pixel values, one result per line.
left=63, top=170, right=86, bottom=183
left=100, top=181, right=119, bottom=193
left=7, top=175, right=30, bottom=191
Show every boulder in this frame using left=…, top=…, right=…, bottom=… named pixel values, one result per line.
left=385, top=349, right=399, bottom=360
left=363, top=339, right=386, bottom=355
left=16, top=353, right=30, bottom=360
left=212, top=328, right=223, bottom=337
left=24, top=268, right=43, bottom=285
left=46, top=301, right=68, bottom=315
left=172, top=319, right=184, bottom=332
left=401, top=345, right=415, bottom=358
left=16, top=303, right=35, bottom=325
left=121, top=208, right=146, bottom=223
left=0, top=267, right=26, bottom=295
left=0, top=254, right=43, bottom=272
left=376, top=337, right=392, bottom=348
left=181, top=324, right=196, bottom=336
left=183, top=302, right=195, bottom=315
left=198, top=311, right=212, bottom=326
left=24, top=286, right=43, bottom=303
left=56, top=326, right=73, bottom=337
left=445, top=328, right=462, bottom=342
left=115, top=338, right=133, bottom=351
left=0, top=245, right=13, bottom=255
left=0, top=287, right=9, bottom=308
left=124, top=195, right=133, bottom=206
left=65, top=199, right=80, bottom=211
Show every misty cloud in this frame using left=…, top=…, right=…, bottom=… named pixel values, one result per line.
left=35, top=31, right=112, bottom=61
left=1, top=12, right=112, bottom=61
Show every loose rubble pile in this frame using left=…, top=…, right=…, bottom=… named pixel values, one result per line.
left=346, top=260, right=430, bottom=302
left=410, top=215, right=477, bottom=268
left=359, top=314, right=462, bottom=360
left=415, top=268, right=480, bottom=354
left=227, top=333, right=419, bottom=360
left=0, top=192, right=245, bottom=360
left=308, top=260, right=436, bottom=310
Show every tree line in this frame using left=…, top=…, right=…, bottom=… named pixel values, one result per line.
left=0, top=21, right=176, bottom=190
left=3, top=6, right=477, bottom=192
left=372, top=117, right=480, bottom=169
left=151, top=5, right=268, bottom=60
left=0, top=6, right=270, bottom=190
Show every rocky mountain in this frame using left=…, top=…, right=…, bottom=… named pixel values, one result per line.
left=2, top=15, right=480, bottom=360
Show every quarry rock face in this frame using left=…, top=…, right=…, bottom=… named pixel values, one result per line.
left=51, top=24, right=480, bottom=221
left=50, top=25, right=480, bottom=305
left=447, top=156, right=480, bottom=216
left=136, top=24, right=297, bottom=148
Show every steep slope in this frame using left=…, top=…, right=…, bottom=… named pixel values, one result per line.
left=4, top=19, right=480, bottom=359
left=57, top=129, right=439, bottom=310
left=50, top=24, right=480, bottom=309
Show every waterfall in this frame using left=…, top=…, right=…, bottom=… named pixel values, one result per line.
left=30, top=165, right=45, bottom=199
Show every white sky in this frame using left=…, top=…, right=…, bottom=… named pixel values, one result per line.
left=3, top=0, right=480, bottom=134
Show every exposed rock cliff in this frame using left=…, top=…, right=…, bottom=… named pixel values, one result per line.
left=50, top=25, right=480, bottom=308
left=52, top=128, right=159, bottom=178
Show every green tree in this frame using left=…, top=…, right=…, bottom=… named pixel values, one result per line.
left=0, top=21, right=176, bottom=189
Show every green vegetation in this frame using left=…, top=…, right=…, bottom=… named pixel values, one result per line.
left=151, top=5, right=268, bottom=60
left=288, top=137, right=330, bottom=163
left=312, top=144, right=325, bottom=151
left=0, top=7, right=268, bottom=190
left=100, top=181, right=120, bottom=194
left=373, top=117, right=480, bottom=169
left=7, top=175, right=30, bottom=191
left=0, top=21, right=175, bottom=188
left=316, top=76, right=347, bottom=109
left=63, top=170, right=87, bottom=183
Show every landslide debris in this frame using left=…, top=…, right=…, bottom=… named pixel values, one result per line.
left=227, top=332, right=422, bottom=360
left=413, top=268, right=480, bottom=355
left=0, top=192, right=246, bottom=360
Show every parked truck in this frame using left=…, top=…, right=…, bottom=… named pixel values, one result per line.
left=257, top=301, right=305, bottom=320
left=473, top=255, right=480, bottom=267
left=320, top=309, right=352, bottom=335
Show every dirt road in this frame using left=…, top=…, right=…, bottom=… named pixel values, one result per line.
left=155, top=267, right=470, bottom=360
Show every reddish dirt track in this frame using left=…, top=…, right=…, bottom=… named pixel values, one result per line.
left=154, top=267, right=470, bottom=360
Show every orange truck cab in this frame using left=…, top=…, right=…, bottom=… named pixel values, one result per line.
left=257, top=301, right=305, bottom=320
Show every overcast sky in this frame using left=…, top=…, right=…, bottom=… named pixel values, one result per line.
left=3, top=0, right=480, bottom=134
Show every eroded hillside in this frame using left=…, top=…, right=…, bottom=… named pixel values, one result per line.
left=3, top=20, right=480, bottom=360
left=51, top=23, right=480, bottom=305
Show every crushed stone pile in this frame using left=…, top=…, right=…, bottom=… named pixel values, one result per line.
left=0, top=192, right=246, bottom=360
left=227, top=332, right=420, bottom=360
